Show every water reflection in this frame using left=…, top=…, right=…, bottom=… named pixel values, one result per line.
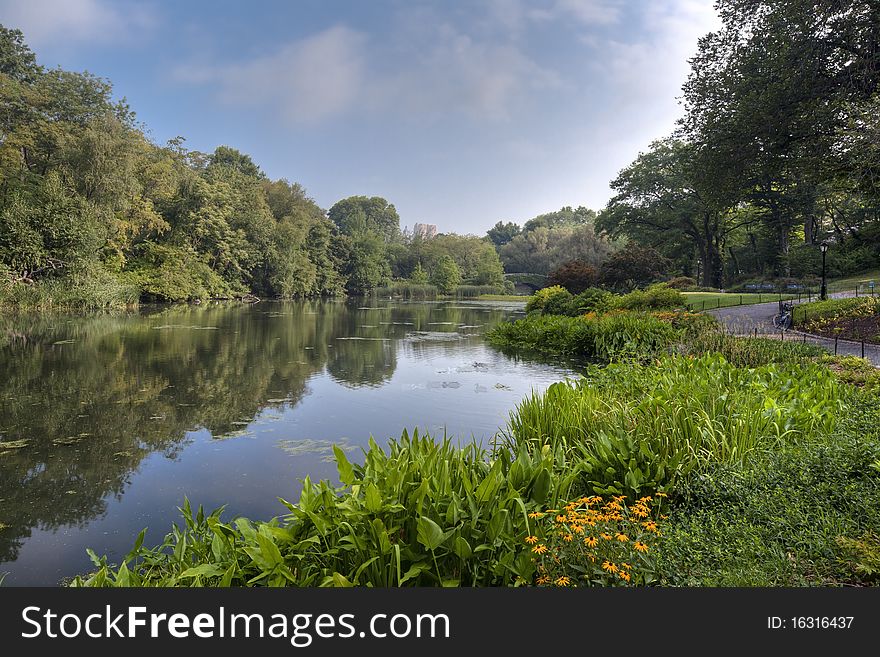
left=0, top=299, right=562, bottom=583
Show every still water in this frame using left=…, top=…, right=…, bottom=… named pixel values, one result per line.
left=0, top=299, right=573, bottom=585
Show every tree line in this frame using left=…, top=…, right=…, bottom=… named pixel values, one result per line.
left=0, top=27, right=516, bottom=307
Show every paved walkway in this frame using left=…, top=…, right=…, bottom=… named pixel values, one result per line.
left=708, top=294, right=880, bottom=366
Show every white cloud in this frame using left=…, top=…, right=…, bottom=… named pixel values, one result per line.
left=553, top=0, right=622, bottom=26
left=0, top=0, right=156, bottom=46
left=379, top=25, right=564, bottom=122
left=173, top=26, right=367, bottom=124
left=177, top=20, right=561, bottom=125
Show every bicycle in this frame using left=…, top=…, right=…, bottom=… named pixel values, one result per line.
left=772, top=301, right=794, bottom=330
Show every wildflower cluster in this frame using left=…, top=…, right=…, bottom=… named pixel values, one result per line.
left=526, top=494, right=665, bottom=587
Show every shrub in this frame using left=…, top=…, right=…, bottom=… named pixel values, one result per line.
left=525, top=285, right=571, bottom=314
left=486, top=312, right=679, bottom=362
left=598, top=245, right=670, bottom=292
left=547, top=260, right=599, bottom=294
left=566, top=288, right=614, bottom=315
left=666, top=276, right=697, bottom=290
left=612, top=283, right=685, bottom=311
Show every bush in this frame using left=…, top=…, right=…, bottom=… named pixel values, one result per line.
left=665, top=276, right=697, bottom=290
left=612, top=283, right=685, bottom=311
left=547, top=260, right=599, bottom=294
left=566, top=288, right=614, bottom=315
left=486, top=312, right=680, bottom=362
left=598, top=245, right=670, bottom=292
left=525, top=285, right=571, bottom=314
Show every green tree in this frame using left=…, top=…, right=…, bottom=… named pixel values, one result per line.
left=487, top=221, right=520, bottom=247
left=430, top=255, right=462, bottom=293
left=328, top=196, right=401, bottom=244
left=410, top=261, right=428, bottom=284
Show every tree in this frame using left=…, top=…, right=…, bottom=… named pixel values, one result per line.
left=546, top=260, right=598, bottom=294
left=430, top=255, right=462, bottom=293
left=598, top=245, right=669, bottom=292
left=410, top=261, right=428, bottom=284
left=599, top=139, right=744, bottom=288
left=523, top=206, right=596, bottom=232
left=328, top=196, right=401, bottom=244
left=498, top=222, right=611, bottom=274
left=487, top=221, right=520, bottom=247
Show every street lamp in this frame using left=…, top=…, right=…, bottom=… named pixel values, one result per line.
left=819, top=240, right=829, bottom=300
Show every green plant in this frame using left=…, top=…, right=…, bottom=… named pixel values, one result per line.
left=486, top=312, right=679, bottom=362
left=502, top=355, right=842, bottom=498
left=612, top=283, right=685, bottom=311
left=70, top=430, right=582, bottom=587
left=657, top=396, right=880, bottom=586
left=524, top=285, right=571, bottom=314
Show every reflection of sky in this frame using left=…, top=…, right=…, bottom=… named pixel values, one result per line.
left=1, top=301, right=572, bottom=584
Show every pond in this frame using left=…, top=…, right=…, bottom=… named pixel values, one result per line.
left=0, top=299, right=573, bottom=585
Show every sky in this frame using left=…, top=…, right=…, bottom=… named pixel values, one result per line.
left=0, top=0, right=720, bottom=234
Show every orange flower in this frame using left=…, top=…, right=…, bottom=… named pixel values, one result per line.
left=634, top=541, right=649, bottom=553
left=584, top=536, right=598, bottom=548
left=525, top=535, right=539, bottom=544
left=532, top=544, right=549, bottom=554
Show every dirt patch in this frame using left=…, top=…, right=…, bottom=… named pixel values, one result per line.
left=805, top=315, right=880, bottom=344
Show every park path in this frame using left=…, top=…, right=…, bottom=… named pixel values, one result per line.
left=708, top=292, right=880, bottom=366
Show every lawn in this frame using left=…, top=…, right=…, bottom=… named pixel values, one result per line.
left=828, top=269, right=880, bottom=294
left=682, top=292, right=799, bottom=310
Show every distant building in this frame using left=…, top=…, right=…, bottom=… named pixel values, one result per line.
left=413, top=223, right=438, bottom=239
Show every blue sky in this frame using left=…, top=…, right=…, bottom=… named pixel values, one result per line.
left=0, top=0, right=719, bottom=234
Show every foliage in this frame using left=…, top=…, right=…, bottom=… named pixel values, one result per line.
left=71, top=430, right=580, bottom=587
left=793, top=297, right=880, bottom=329
left=527, top=495, right=663, bottom=586
left=409, top=262, right=428, bottom=285
left=546, top=260, right=599, bottom=294
left=566, top=288, right=614, bottom=316
left=486, top=312, right=679, bottom=362
left=611, top=283, right=685, bottom=311
left=682, top=331, right=826, bottom=368
left=821, top=355, right=880, bottom=394
left=524, top=285, right=571, bottom=314
left=598, top=245, right=670, bottom=292
left=499, top=210, right=612, bottom=275
left=328, top=196, right=401, bottom=244
left=666, top=276, right=698, bottom=290
left=503, top=355, right=842, bottom=499
left=486, top=221, right=521, bottom=247
left=658, top=397, right=880, bottom=585
left=430, top=255, right=463, bottom=294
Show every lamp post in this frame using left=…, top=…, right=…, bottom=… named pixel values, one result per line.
left=820, top=240, right=829, bottom=301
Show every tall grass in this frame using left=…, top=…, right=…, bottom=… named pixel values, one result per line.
left=372, top=283, right=438, bottom=299
left=502, top=355, right=841, bottom=498
left=371, top=283, right=505, bottom=300
left=683, top=330, right=827, bottom=367
left=486, top=312, right=679, bottom=362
